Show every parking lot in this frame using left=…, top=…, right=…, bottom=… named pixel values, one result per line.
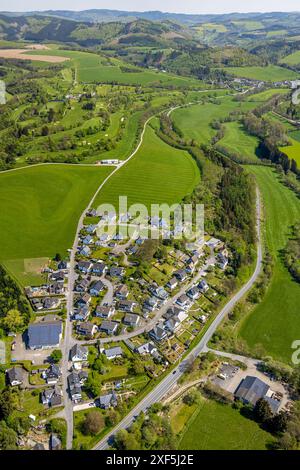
left=11, top=334, right=54, bottom=365
left=212, top=361, right=289, bottom=410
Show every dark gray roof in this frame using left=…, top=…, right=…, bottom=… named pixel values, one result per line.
left=104, top=346, right=123, bottom=358
left=28, top=321, right=62, bottom=348
left=235, top=376, right=270, bottom=405
left=7, top=367, right=23, bottom=383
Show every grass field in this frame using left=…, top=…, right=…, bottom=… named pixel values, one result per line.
left=24, top=48, right=201, bottom=87
left=280, top=138, right=300, bottom=166
left=239, top=166, right=300, bottom=364
left=246, top=88, right=289, bottom=102
left=177, top=398, right=275, bottom=450
left=171, top=96, right=257, bottom=144
left=281, top=50, right=300, bottom=66
left=93, top=124, right=200, bottom=210
left=0, top=164, right=112, bottom=265
left=223, top=65, right=299, bottom=81
left=217, top=121, right=260, bottom=163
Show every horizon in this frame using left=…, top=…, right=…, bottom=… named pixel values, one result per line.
left=2, top=0, right=300, bottom=15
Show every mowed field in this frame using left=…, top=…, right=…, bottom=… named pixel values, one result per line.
left=171, top=96, right=257, bottom=144
left=93, top=124, right=200, bottom=210
left=0, top=164, right=112, bottom=264
left=23, top=48, right=201, bottom=87
left=281, top=50, right=300, bottom=66
left=280, top=138, right=300, bottom=166
left=177, top=398, right=275, bottom=450
left=239, top=166, right=300, bottom=364
left=217, top=121, right=260, bottom=163
left=223, top=65, right=299, bottom=81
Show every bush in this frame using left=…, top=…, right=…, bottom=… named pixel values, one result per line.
left=82, top=410, right=104, bottom=435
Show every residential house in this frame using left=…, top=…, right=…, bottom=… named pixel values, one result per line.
left=42, top=364, right=62, bottom=385
left=123, top=313, right=140, bottom=327
left=58, top=260, right=68, bottom=270
left=166, top=277, right=178, bottom=290
left=76, top=293, right=91, bottom=308
left=135, top=342, right=157, bottom=356
left=98, top=392, right=118, bottom=410
left=163, top=306, right=185, bottom=320
left=186, top=286, right=200, bottom=301
left=165, top=311, right=188, bottom=333
left=76, top=322, right=97, bottom=338
left=86, top=224, right=97, bottom=234
left=41, top=386, right=62, bottom=407
left=99, top=321, right=118, bottom=336
left=48, top=282, right=65, bottom=295
left=174, top=269, right=187, bottom=282
left=109, top=266, right=125, bottom=278
left=50, top=434, right=62, bottom=451
left=143, top=296, right=158, bottom=312
left=75, top=278, right=89, bottom=293
left=95, top=305, right=115, bottom=319
left=149, top=323, right=167, bottom=342
left=49, top=271, right=65, bottom=283
left=176, top=294, right=191, bottom=309
left=83, top=235, right=93, bottom=245
left=67, top=372, right=82, bottom=402
left=217, top=253, right=228, bottom=270
left=198, top=280, right=209, bottom=293
left=27, top=320, right=62, bottom=350
left=92, top=262, right=107, bottom=276
left=73, top=306, right=89, bottom=322
left=89, top=280, right=105, bottom=296
left=70, top=344, right=88, bottom=363
left=104, top=346, right=123, bottom=360
left=43, top=297, right=60, bottom=310
left=77, top=261, right=92, bottom=273
left=115, top=285, right=129, bottom=300
left=79, top=246, right=91, bottom=257
left=152, top=286, right=169, bottom=301
left=6, top=367, right=23, bottom=386
left=118, top=300, right=136, bottom=313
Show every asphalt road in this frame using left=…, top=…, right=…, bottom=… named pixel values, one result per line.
left=93, top=187, right=262, bottom=450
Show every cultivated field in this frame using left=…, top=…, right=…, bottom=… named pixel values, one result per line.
left=281, top=50, right=300, bottom=66
left=217, top=121, right=260, bottom=163
left=239, top=166, right=300, bottom=364
left=0, top=48, right=70, bottom=63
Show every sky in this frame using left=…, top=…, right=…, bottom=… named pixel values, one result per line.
left=2, top=0, right=300, bottom=14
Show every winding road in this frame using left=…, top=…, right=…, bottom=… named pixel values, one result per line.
left=93, top=186, right=262, bottom=450
left=57, top=88, right=260, bottom=449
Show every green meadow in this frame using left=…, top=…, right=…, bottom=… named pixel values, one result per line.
left=239, top=166, right=300, bottom=364
left=93, top=124, right=200, bottom=210
left=223, top=65, right=299, bottom=81
left=281, top=50, right=300, bottom=66
left=171, top=96, right=257, bottom=144
left=25, top=48, right=201, bottom=87
left=178, top=398, right=275, bottom=450
left=0, top=164, right=112, bottom=265
left=280, top=138, right=300, bottom=166
left=217, top=121, right=260, bottom=163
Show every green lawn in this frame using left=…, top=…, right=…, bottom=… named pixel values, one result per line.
left=0, top=164, right=112, bottom=266
left=281, top=50, right=300, bottom=66
left=171, top=96, right=256, bottom=145
left=93, top=124, right=200, bottom=210
left=280, top=138, right=300, bottom=166
left=246, top=88, right=288, bottom=102
left=239, top=166, right=300, bottom=364
left=178, top=398, right=275, bottom=450
left=217, top=121, right=260, bottom=163
left=223, top=65, right=299, bottom=81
